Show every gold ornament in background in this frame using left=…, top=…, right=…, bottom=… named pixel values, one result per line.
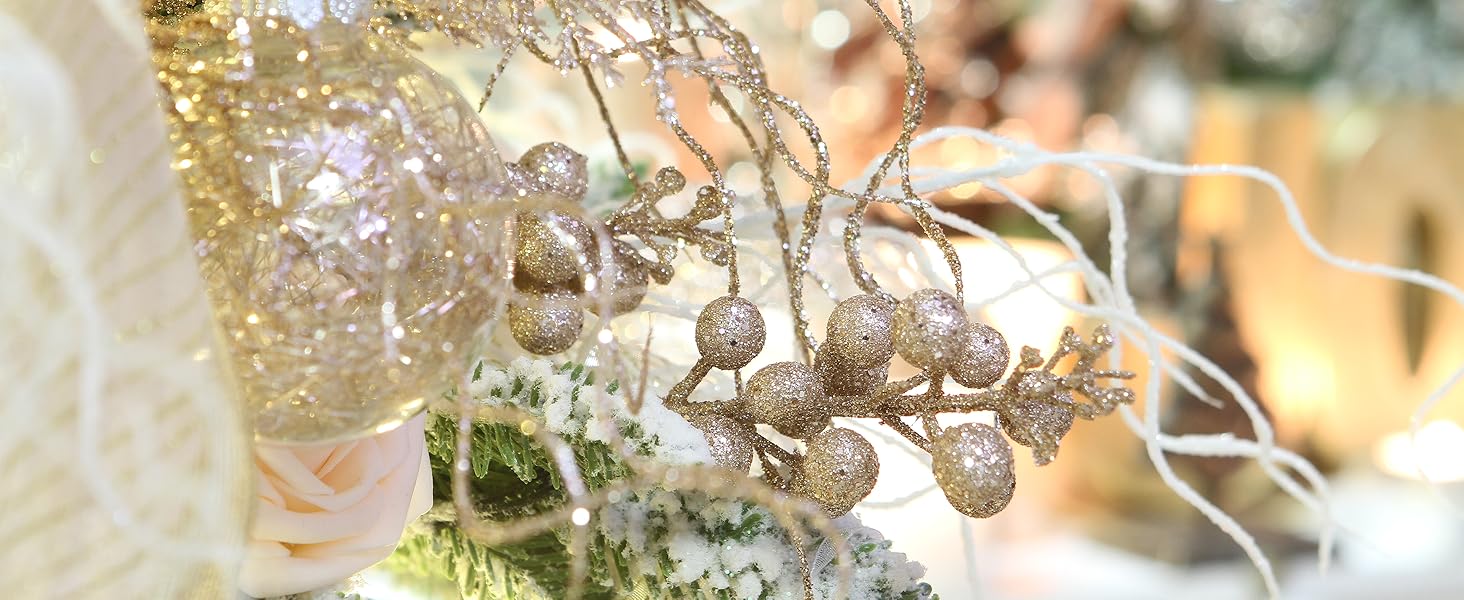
left=501, top=142, right=601, bottom=354
left=588, top=241, right=650, bottom=317
left=509, top=141, right=590, bottom=200
left=693, top=415, right=756, bottom=476
left=153, top=13, right=508, bottom=442
left=514, top=208, right=596, bottom=290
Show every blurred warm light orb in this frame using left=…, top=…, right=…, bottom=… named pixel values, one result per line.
left=1374, top=420, right=1464, bottom=482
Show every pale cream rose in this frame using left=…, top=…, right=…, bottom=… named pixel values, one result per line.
left=239, top=413, right=433, bottom=598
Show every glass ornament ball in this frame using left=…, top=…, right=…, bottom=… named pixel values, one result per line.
left=161, top=17, right=507, bottom=442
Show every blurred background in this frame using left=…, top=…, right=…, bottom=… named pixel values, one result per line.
left=405, top=1, right=1464, bottom=597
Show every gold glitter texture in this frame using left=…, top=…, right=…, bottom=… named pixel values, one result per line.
left=744, top=362, right=829, bottom=439
left=815, top=350, right=890, bottom=398
left=931, top=423, right=1015, bottom=519
left=602, top=167, right=732, bottom=283
left=999, top=398, right=1075, bottom=466
left=694, top=296, right=766, bottom=371
left=514, top=207, right=596, bottom=289
left=155, top=14, right=505, bottom=442
left=515, top=141, right=588, bottom=200
left=586, top=241, right=649, bottom=318
left=692, top=415, right=755, bottom=475
left=950, top=322, right=1010, bottom=389
left=794, top=428, right=879, bottom=517
left=822, top=294, right=897, bottom=369
left=891, top=288, right=968, bottom=370
left=508, top=291, right=584, bottom=356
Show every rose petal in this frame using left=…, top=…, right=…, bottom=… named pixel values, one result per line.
left=265, top=465, right=377, bottom=514
left=238, top=545, right=395, bottom=598
left=255, top=445, right=332, bottom=497
left=252, top=490, right=387, bottom=545
left=255, top=468, right=285, bottom=507
left=241, top=413, right=432, bottom=598
left=312, top=440, right=360, bottom=477
left=293, top=432, right=425, bottom=555
left=407, top=437, right=432, bottom=520
left=317, top=436, right=384, bottom=493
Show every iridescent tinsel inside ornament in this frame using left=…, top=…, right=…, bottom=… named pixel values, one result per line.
left=158, top=15, right=507, bottom=442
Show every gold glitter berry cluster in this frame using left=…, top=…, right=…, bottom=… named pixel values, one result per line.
left=666, top=289, right=1134, bottom=519
left=501, top=143, right=731, bottom=356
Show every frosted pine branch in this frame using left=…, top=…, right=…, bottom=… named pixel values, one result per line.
left=386, top=358, right=935, bottom=599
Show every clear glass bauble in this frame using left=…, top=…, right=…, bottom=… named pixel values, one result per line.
left=160, top=15, right=508, bottom=442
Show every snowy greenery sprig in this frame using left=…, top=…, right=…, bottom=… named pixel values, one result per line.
left=383, top=358, right=936, bottom=599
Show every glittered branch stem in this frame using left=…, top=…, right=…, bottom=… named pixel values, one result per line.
left=878, top=414, right=932, bottom=453
left=751, top=434, right=799, bottom=466
left=664, top=358, right=712, bottom=411
left=865, top=391, right=1006, bottom=416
